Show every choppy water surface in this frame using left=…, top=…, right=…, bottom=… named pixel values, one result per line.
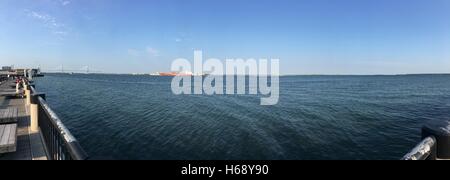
left=35, top=74, right=450, bottom=160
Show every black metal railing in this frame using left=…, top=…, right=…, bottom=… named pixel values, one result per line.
left=402, top=136, right=436, bottom=160
left=30, top=83, right=88, bottom=160
left=402, top=120, right=450, bottom=160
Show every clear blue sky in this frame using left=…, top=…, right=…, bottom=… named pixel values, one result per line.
left=1, top=0, right=450, bottom=74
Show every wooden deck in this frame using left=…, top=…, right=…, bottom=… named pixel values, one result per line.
left=0, top=124, right=17, bottom=153
left=0, top=80, right=47, bottom=160
left=0, top=107, right=18, bottom=124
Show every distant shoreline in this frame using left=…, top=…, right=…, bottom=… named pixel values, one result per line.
left=41, top=72, right=450, bottom=76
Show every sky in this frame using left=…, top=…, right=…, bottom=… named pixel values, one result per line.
left=0, top=0, right=450, bottom=75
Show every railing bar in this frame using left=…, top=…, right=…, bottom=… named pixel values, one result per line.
left=402, top=136, right=436, bottom=160
left=28, top=78, right=88, bottom=160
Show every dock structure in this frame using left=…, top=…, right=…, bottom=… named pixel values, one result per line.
left=0, top=79, right=46, bottom=159
left=0, top=71, right=87, bottom=160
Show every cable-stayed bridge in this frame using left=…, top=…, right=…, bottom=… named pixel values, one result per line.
left=43, top=65, right=102, bottom=74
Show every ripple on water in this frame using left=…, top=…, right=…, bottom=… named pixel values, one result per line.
left=35, top=74, right=450, bottom=160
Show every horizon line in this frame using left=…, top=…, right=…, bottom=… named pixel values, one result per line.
left=41, top=72, right=450, bottom=76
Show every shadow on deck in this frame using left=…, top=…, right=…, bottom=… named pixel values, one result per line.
left=0, top=89, right=48, bottom=160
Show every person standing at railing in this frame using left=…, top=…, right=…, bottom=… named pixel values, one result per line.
left=15, top=77, right=24, bottom=98
left=15, top=77, right=20, bottom=94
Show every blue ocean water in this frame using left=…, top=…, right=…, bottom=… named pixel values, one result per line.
left=34, top=74, right=450, bottom=160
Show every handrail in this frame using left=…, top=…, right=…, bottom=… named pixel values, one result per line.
left=402, top=120, right=450, bottom=160
left=30, top=85, right=36, bottom=93
left=402, top=136, right=436, bottom=160
left=37, top=96, right=88, bottom=160
left=27, top=78, right=88, bottom=160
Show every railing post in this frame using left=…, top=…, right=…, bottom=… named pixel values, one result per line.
left=25, top=81, right=35, bottom=105
left=15, top=81, right=19, bottom=94
left=422, top=120, right=450, bottom=160
left=22, top=79, right=27, bottom=90
left=30, top=93, right=46, bottom=133
left=25, top=86, right=31, bottom=105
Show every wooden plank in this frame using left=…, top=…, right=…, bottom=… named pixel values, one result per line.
left=8, top=124, right=17, bottom=152
left=0, top=124, right=11, bottom=153
left=0, top=124, right=11, bottom=145
left=6, top=108, right=11, bottom=120
left=0, top=125, right=7, bottom=153
left=1, top=89, right=17, bottom=91
left=0, top=92, right=16, bottom=97
left=13, top=108, right=18, bottom=122
left=0, top=110, right=5, bottom=122
left=0, top=109, right=6, bottom=123
left=0, top=125, right=5, bottom=141
left=0, top=124, right=17, bottom=153
left=5, top=109, right=9, bottom=118
left=0, top=107, right=18, bottom=124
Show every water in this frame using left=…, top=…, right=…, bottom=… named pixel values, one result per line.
left=34, top=74, right=450, bottom=160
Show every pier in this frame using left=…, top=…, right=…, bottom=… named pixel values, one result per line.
left=0, top=69, right=87, bottom=160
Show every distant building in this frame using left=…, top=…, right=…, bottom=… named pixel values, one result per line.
left=2, top=66, right=12, bottom=71
left=0, top=67, right=42, bottom=77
